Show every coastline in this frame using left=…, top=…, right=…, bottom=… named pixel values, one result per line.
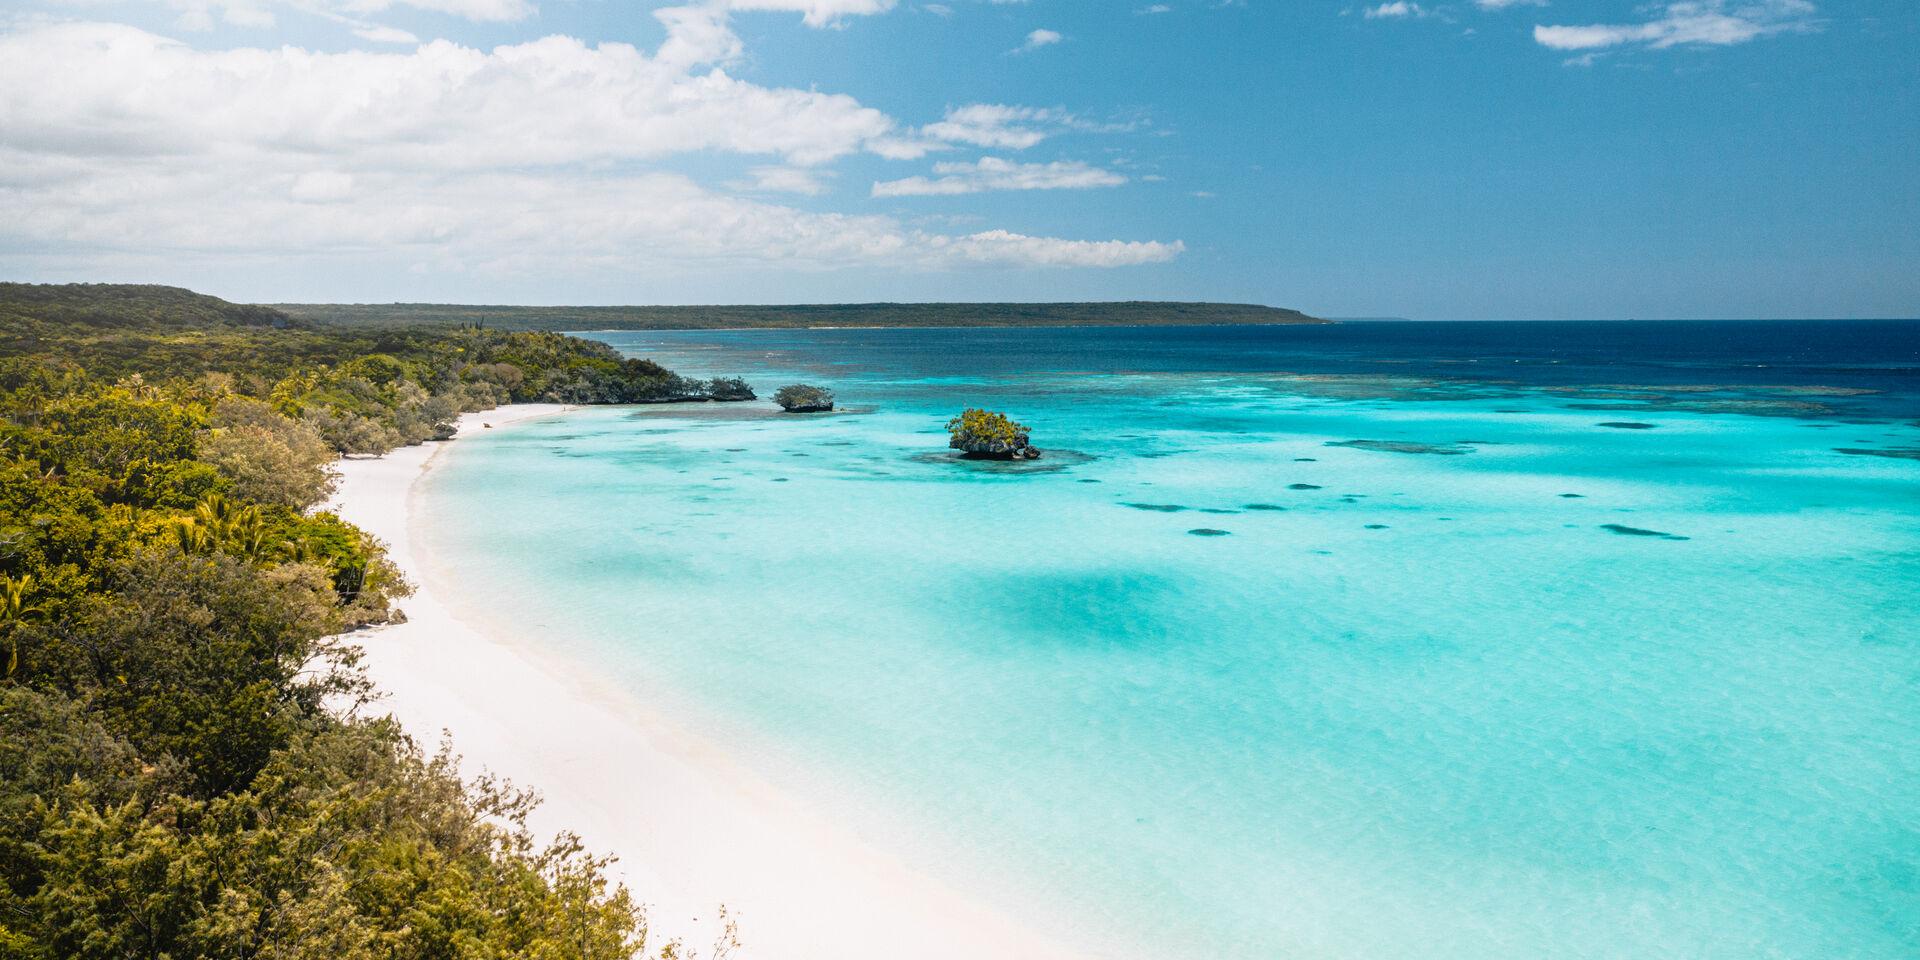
left=323, top=404, right=1095, bottom=960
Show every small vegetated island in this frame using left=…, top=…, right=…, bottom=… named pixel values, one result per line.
left=948, top=408, right=1041, bottom=460
left=773, top=383, right=835, bottom=412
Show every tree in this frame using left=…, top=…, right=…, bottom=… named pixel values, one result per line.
left=704, top=377, right=756, bottom=402
left=0, top=574, right=41, bottom=679
left=200, top=397, right=339, bottom=510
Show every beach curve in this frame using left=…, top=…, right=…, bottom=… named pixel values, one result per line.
left=323, top=403, right=1096, bottom=960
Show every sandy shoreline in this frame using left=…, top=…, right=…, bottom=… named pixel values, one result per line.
left=323, top=404, right=1092, bottom=960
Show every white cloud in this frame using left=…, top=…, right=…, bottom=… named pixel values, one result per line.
left=0, top=21, right=1178, bottom=275
left=921, top=104, right=1054, bottom=148
left=1137, top=4, right=1173, bottom=13
left=734, top=165, right=833, bottom=195
left=1015, top=28, right=1062, bottom=52
left=157, top=0, right=894, bottom=32
left=0, top=154, right=1174, bottom=271
left=351, top=23, right=420, bottom=43
left=159, top=0, right=535, bottom=31
left=1474, top=0, right=1544, bottom=9
left=935, top=231, right=1181, bottom=267
left=378, top=0, right=535, bottom=20
left=1364, top=2, right=1424, bottom=18
left=914, top=103, right=1137, bottom=149
left=723, top=0, right=897, bottom=28
left=872, top=157, right=1125, bottom=197
left=289, top=170, right=355, bottom=202
left=1534, top=0, right=1817, bottom=52
left=1, top=22, right=897, bottom=167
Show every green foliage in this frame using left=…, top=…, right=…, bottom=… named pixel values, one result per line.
left=0, top=286, right=756, bottom=448
left=704, top=377, right=756, bottom=402
left=945, top=408, right=1040, bottom=459
left=201, top=397, right=339, bottom=510
left=947, top=408, right=1029, bottom=446
left=772, top=384, right=834, bottom=411
left=0, top=284, right=728, bottom=959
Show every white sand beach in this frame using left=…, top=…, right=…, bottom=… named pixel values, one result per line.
left=324, top=404, right=1091, bottom=960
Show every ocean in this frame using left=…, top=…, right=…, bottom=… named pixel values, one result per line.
left=419, top=321, right=1920, bottom=959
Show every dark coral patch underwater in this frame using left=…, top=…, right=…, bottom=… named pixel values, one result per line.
left=1601, top=523, right=1690, bottom=541
left=1326, top=439, right=1475, bottom=455
left=1835, top=447, right=1920, bottom=461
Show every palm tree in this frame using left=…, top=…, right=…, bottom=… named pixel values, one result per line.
left=177, top=493, right=274, bottom=561
left=1, top=573, right=42, bottom=679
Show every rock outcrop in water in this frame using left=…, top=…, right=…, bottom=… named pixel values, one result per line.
left=947, top=408, right=1041, bottom=460
left=773, top=383, right=835, bottom=412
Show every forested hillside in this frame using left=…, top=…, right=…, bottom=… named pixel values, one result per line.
left=277, top=299, right=1324, bottom=331
left=0, top=283, right=732, bottom=957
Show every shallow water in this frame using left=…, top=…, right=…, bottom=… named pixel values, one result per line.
left=422, top=322, right=1920, bottom=959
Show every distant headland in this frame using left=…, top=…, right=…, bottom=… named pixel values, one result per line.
left=273, top=300, right=1325, bottom=330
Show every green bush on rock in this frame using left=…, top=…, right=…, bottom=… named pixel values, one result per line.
left=946, top=408, right=1041, bottom=460
left=773, top=384, right=834, bottom=412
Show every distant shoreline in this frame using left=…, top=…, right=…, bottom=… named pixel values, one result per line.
left=274, top=300, right=1326, bottom=332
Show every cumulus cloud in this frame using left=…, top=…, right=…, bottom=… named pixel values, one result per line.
left=1534, top=0, right=1818, bottom=52
left=1364, top=2, right=1425, bottom=18
left=923, top=105, right=1055, bottom=149
left=159, top=0, right=894, bottom=34
left=734, top=165, right=833, bottom=195
left=723, top=0, right=898, bottom=28
left=0, top=22, right=897, bottom=168
left=1015, top=28, right=1062, bottom=52
left=350, top=24, right=420, bottom=43
left=1474, top=0, right=1544, bottom=9
left=914, top=103, right=1138, bottom=149
left=0, top=20, right=1178, bottom=275
left=0, top=154, right=1173, bottom=271
left=160, top=0, right=534, bottom=32
left=935, top=231, right=1181, bottom=267
left=872, top=157, right=1126, bottom=197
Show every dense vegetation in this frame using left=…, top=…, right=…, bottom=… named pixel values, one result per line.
left=947, top=408, right=1039, bottom=460
left=3, top=283, right=759, bottom=449
left=275, top=300, right=1324, bottom=331
left=0, top=284, right=732, bottom=957
left=772, top=384, right=833, bottom=412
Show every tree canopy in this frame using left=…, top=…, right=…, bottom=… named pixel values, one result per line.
left=0, top=283, right=735, bottom=957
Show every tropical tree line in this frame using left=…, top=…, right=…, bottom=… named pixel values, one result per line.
left=0, top=284, right=735, bottom=958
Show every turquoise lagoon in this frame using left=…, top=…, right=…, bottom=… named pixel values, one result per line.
left=419, top=323, right=1919, bottom=959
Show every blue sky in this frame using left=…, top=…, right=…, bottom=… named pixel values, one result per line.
left=0, top=0, right=1913, bottom=317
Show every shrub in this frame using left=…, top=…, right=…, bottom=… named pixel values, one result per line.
left=705, top=377, right=756, bottom=402
left=946, top=408, right=1040, bottom=459
left=772, top=384, right=834, bottom=412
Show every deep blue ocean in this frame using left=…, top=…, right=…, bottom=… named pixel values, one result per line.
left=421, top=320, right=1919, bottom=959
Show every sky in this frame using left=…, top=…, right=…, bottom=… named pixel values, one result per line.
left=0, top=0, right=1914, bottom=318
